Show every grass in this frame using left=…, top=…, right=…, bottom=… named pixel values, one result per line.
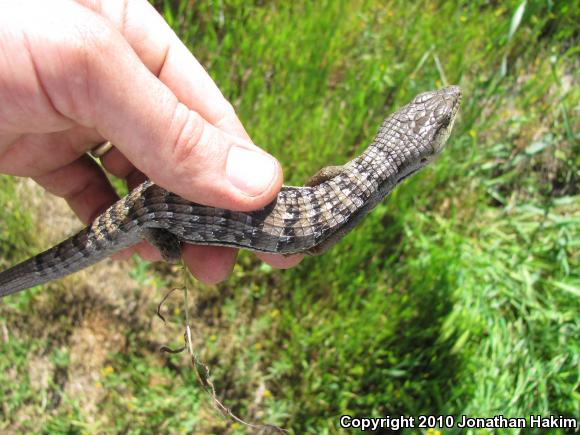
left=0, top=0, right=578, bottom=433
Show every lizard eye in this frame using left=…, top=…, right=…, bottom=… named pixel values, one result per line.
left=433, top=115, right=452, bottom=142
left=438, top=116, right=450, bottom=132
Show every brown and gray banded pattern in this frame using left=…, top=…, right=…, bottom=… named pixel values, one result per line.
left=0, top=86, right=461, bottom=296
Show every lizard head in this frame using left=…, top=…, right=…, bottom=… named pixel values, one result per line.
left=384, top=86, right=461, bottom=184
left=407, top=85, right=462, bottom=156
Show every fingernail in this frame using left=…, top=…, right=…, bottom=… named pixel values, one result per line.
left=226, top=146, right=277, bottom=196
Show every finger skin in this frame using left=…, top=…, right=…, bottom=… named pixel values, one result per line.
left=182, top=245, right=238, bottom=285
left=255, top=252, right=304, bottom=269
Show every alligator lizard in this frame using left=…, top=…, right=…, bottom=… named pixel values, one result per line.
left=0, top=86, right=461, bottom=296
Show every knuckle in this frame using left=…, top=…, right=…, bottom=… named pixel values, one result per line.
left=73, top=16, right=115, bottom=58
left=169, top=105, right=207, bottom=165
left=214, top=100, right=236, bottom=126
left=61, top=18, right=110, bottom=74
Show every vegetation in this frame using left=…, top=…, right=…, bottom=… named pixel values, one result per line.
left=0, top=0, right=578, bottom=433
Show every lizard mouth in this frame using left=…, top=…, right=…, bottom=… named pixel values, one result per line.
left=396, top=167, right=420, bottom=184
left=432, top=86, right=462, bottom=153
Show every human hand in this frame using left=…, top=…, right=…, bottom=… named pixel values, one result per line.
left=0, top=0, right=303, bottom=283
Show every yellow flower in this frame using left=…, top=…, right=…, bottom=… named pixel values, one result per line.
left=263, top=389, right=272, bottom=398
left=469, top=129, right=477, bottom=138
left=459, top=15, right=467, bottom=22
left=101, top=365, right=114, bottom=376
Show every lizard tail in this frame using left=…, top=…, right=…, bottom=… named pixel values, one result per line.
left=0, top=226, right=142, bottom=298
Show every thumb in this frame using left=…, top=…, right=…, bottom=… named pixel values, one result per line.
left=111, top=101, right=283, bottom=211
left=94, top=51, right=283, bottom=211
